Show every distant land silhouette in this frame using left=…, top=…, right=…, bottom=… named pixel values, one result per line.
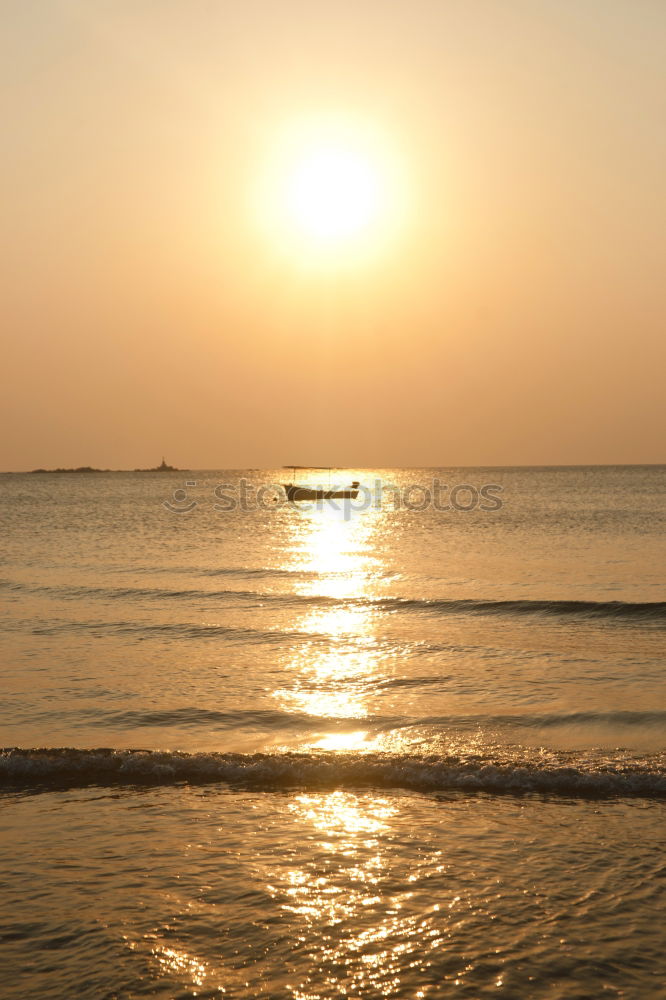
left=30, top=458, right=184, bottom=473
left=30, top=466, right=108, bottom=474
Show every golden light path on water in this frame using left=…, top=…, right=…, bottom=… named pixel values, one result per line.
left=132, top=503, right=480, bottom=996
left=273, top=791, right=439, bottom=997
left=275, top=500, right=389, bottom=752
left=129, top=790, right=460, bottom=998
left=286, top=497, right=385, bottom=599
left=267, top=507, right=445, bottom=995
left=255, top=508, right=403, bottom=991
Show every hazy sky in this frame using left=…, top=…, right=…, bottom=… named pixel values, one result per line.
left=2, top=0, right=664, bottom=469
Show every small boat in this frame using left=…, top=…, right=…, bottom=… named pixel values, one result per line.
left=282, top=468, right=360, bottom=501
left=283, top=482, right=360, bottom=501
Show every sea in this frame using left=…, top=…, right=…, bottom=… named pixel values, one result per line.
left=1, top=466, right=664, bottom=999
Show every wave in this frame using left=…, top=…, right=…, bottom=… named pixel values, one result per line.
left=163, top=566, right=336, bottom=579
left=1, top=748, right=664, bottom=799
left=28, top=619, right=306, bottom=645
left=60, top=706, right=666, bottom=733
left=2, top=576, right=663, bottom=624
left=381, top=597, right=666, bottom=623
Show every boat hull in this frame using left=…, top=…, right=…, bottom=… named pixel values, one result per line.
left=282, top=484, right=360, bottom=501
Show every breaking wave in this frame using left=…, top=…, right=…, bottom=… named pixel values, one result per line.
left=2, top=748, right=664, bottom=799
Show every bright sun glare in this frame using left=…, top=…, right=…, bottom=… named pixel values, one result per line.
left=286, top=146, right=382, bottom=242
left=255, top=116, right=406, bottom=266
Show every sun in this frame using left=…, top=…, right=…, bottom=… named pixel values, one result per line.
left=285, top=145, right=382, bottom=243
left=254, top=115, right=406, bottom=267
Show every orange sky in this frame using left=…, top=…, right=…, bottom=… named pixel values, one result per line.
left=2, top=0, right=664, bottom=469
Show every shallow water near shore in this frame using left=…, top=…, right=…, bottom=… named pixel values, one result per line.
left=1, top=466, right=665, bottom=997
left=2, top=786, right=664, bottom=999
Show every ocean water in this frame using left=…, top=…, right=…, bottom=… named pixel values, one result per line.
left=1, top=466, right=664, bottom=999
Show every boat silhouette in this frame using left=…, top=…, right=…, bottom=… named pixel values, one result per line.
left=282, top=468, right=360, bottom=501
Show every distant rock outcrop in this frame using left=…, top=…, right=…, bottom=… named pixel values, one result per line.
left=30, top=466, right=107, bottom=473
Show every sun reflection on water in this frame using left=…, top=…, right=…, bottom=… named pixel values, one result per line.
left=275, top=502, right=391, bottom=746
left=312, top=730, right=374, bottom=751
left=151, top=944, right=208, bottom=987
left=275, top=616, right=381, bottom=729
left=285, top=500, right=383, bottom=599
left=265, top=502, right=455, bottom=994
left=276, top=792, right=398, bottom=929
left=263, top=790, right=451, bottom=997
left=293, top=790, right=396, bottom=838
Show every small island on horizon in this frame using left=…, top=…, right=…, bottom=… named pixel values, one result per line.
left=30, top=457, right=184, bottom=473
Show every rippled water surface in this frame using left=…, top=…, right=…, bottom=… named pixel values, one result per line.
left=1, top=466, right=665, bottom=997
